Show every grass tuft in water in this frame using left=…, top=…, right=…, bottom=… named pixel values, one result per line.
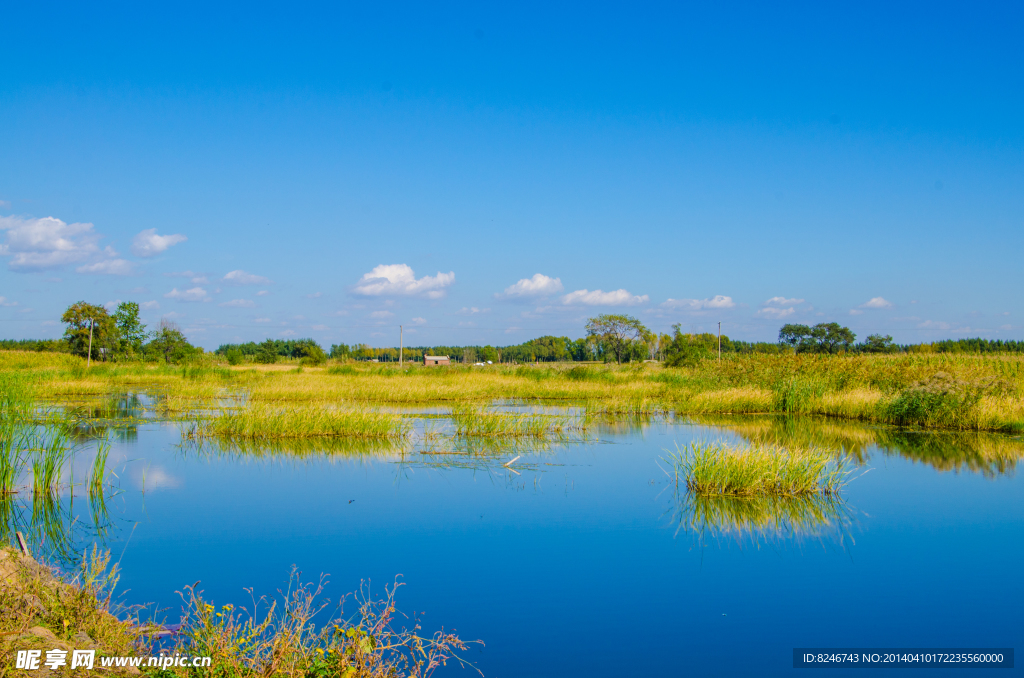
left=669, top=441, right=844, bottom=497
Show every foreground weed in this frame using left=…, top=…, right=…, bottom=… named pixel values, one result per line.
left=165, top=572, right=480, bottom=678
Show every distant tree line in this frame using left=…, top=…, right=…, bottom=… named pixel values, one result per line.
left=214, top=339, right=326, bottom=365
left=7, top=308, right=1024, bottom=365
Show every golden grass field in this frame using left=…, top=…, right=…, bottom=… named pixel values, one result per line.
left=3, top=349, right=1024, bottom=433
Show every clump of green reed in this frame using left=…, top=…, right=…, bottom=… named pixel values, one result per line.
left=88, top=439, right=110, bottom=503
left=30, top=426, right=71, bottom=499
left=562, top=366, right=615, bottom=383
left=326, top=365, right=358, bottom=376
left=770, top=376, right=829, bottom=414
left=189, top=403, right=411, bottom=440
left=885, top=371, right=1002, bottom=430
left=669, top=441, right=844, bottom=497
left=164, top=572, right=478, bottom=678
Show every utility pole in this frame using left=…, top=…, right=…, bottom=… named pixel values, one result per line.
left=718, top=321, right=721, bottom=363
left=87, top=318, right=94, bottom=368
left=399, top=325, right=403, bottom=366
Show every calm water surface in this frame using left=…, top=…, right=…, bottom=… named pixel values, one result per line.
left=20, top=411, right=1024, bottom=677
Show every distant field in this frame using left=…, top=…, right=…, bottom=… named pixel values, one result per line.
left=2, top=349, right=1023, bottom=432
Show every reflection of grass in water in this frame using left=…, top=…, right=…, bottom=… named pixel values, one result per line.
left=449, top=404, right=589, bottom=441
left=873, top=429, right=1024, bottom=477
left=672, top=490, right=852, bottom=545
left=180, top=433, right=406, bottom=461
left=692, top=414, right=1024, bottom=476
left=689, top=414, right=877, bottom=462
left=669, top=441, right=845, bottom=497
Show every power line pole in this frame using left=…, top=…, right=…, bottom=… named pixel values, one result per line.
left=718, top=321, right=721, bottom=363
left=87, top=318, right=94, bottom=368
left=399, top=325, right=403, bottom=366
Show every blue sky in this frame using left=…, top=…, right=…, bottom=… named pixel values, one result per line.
left=2, top=2, right=1022, bottom=349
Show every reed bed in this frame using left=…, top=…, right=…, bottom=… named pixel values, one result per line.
left=670, top=441, right=844, bottom=497
left=188, top=403, right=412, bottom=440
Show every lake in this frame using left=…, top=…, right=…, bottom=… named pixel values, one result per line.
left=12, top=402, right=1024, bottom=677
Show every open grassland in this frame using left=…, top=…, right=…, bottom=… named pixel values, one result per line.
left=3, top=350, right=1024, bottom=432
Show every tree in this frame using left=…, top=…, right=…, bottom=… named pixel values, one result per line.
left=812, top=323, right=856, bottom=354
left=585, top=314, right=649, bottom=363
left=860, top=334, right=898, bottom=354
left=113, top=302, right=147, bottom=356
left=664, top=325, right=718, bottom=367
left=61, top=302, right=116, bottom=359
left=255, top=339, right=279, bottom=364
left=778, top=322, right=856, bottom=354
left=298, top=342, right=327, bottom=366
left=142, top=320, right=200, bottom=364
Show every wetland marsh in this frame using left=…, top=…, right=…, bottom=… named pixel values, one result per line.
left=1, top=352, right=1023, bottom=676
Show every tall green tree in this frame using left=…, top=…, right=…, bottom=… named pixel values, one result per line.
left=113, top=302, right=147, bottom=356
left=779, top=322, right=856, bottom=354
left=143, top=322, right=200, bottom=364
left=61, top=302, right=116, bottom=359
left=585, top=314, right=649, bottom=363
left=859, top=333, right=898, bottom=354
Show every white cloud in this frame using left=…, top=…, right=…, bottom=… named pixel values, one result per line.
left=256, top=290, right=270, bottom=297
left=140, top=301, right=160, bottom=310
left=354, top=264, right=454, bottom=299
left=370, top=310, right=394, bottom=319
left=254, top=317, right=271, bottom=323
left=661, top=295, right=735, bottom=311
left=165, top=287, right=211, bottom=302
left=459, top=307, right=489, bottom=315
left=849, top=309, right=864, bottom=316
left=764, top=296, right=804, bottom=307
left=131, top=228, right=187, bottom=257
left=0, top=297, right=17, bottom=307
left=0, top=215, right=101, bottom=270
left=562, top=289, right=649, bottom=306
left=166, top=270, right=208, bottom=283
left=756, top=307, right=795, bottom=319
left=103, top=300, right=122, bottom=312
left=311, top=324, right=328, bottom=331
left=76, top=258, right=135, bottom=275
left=281, top=329, right=296, bottom=337
left=223, top=270, right=272, bottom=285
left=860, top=297, right=892, bottom=309
left=306, top=292, right=322, bottom=299
left=918, top=320, right=951, bottom=330
left=498, top=273, right=563, bottom=298
left=410, top=317, right=427, bottom=325
left=219, top=299, right=255, bottom=308
left=0, top=200, right=10, bottom=209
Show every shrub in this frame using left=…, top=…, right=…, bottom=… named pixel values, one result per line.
left=255, top=340, right=279, bottom=365
left=225, top=347, right=244, bottom=365
left=298, top=344, right=327, bottom=366
left=885, top=372, right=992, bottom=429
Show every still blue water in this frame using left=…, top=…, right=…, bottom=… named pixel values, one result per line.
left=46, top=418, right=1024, bottom=676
